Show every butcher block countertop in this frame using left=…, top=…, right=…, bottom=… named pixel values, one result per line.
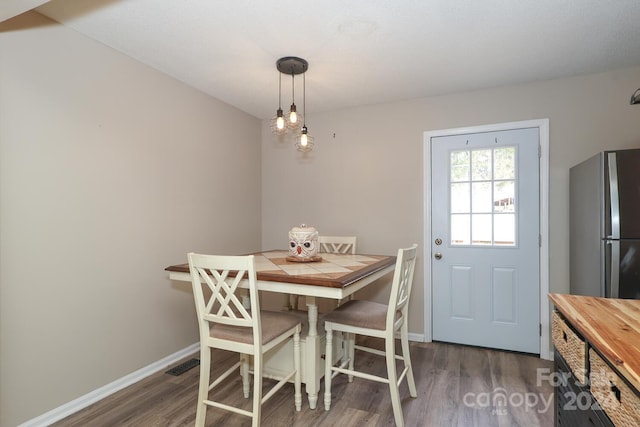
left=548, top=293, right=640, bottom=392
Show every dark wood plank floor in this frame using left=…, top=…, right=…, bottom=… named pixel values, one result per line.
left=52, top=338, right=554, bottom=426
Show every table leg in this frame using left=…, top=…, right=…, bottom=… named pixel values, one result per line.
left=305, top=296, right=320, bottom=409
left=282, top=293, right=293, bottom=311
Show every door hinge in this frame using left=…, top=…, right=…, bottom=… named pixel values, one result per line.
left=539, top=234, right=542, bottom=247
left=538, top=145, right=542, bottom=158
left=539, top=323, right=542, bottom=336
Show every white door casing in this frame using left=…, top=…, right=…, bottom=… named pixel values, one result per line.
left=423, top=119, right=550, bottom=360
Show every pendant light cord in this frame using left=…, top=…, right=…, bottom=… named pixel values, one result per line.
left=278, top=72, right=282, bottom=108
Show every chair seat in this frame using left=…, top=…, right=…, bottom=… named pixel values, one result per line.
left=211, top=311, right=301, bottom=344
left=323, top=299, right=394, bottom=330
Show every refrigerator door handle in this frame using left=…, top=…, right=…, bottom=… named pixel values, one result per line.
left=607, top=152, right=621, bottom=239
left=610, top=240, right=620, bottom=298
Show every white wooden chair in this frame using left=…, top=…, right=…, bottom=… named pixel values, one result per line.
left=188, top=252, right=302, bottom=427
left=318, top=235, right=357, bottom=255
left=289, top=235, right=357, bottom=311
left=323, top=244, right=418, bottom=427
left=320, top=236, right=357, bottom=309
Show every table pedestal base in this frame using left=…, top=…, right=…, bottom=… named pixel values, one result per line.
left=250, top=309, right=345, bottom=409
left=258, top=331, right=344, bottom=409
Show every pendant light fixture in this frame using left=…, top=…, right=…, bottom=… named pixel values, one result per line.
left=295, top=72, right=314, bottom=152
left=271, top=56, right=314, bottom=151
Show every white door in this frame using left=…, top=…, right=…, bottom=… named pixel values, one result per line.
left=431, top=127, right=540, bottom=354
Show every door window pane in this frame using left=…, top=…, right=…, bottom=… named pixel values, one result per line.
left=494, top=181, right=515, bottom=213
left=451, top=214, right=470, bottom=245
left=472, top=182, right=492, bottom=213
left=472, top=149, right=492, bottom=180
left=472, top=214, right=492, bottom=245
left=449, top=146, right=517, bottom=247
left=494, top=214, right=516, bottom=245
left=450, top=150, right=470, bottom=182
left=451, top=183, right=470, bottom=213
left=494, top=147, right=515, bottom=180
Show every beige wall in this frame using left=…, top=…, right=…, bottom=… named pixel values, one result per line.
left=0, top=12, right=262, bottom=426
left=261, top=65, right=640, bottom=338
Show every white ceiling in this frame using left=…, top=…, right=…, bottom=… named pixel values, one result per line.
left=0, top=0, right=48, bottom=23
left=6, top=0, right=640, bottom=119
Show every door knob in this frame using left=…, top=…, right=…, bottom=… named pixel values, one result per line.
left=434, top=252, right=442, bottom=260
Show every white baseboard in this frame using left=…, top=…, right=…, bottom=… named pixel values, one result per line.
left=19, top=343, right=200, bottom=427
left=412, top=333, right=554, bottom=361
left=408, top=332, right=425, bottom=342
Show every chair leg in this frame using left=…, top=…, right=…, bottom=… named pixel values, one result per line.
left=195, top=347, right=211, bottom=427
left=386, top=337, right=404, bottom=427
left=347, top=332, right=355, bottom=383
left=324, top=327, right=333, bottom=411
left=294, top=329, right=302, bottom=411
left=241, top=354, right=250, bottom=398
left=337, top=331, right=348, bottom=372
left=401, top=326, right=417, bottom=397
left=251, top=353, right=263, bottom=427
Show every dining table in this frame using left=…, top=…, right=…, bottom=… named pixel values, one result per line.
left=165, top=249, right=396, bottom=409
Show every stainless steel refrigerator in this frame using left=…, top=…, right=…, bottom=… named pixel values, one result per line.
left=570, top=149, right=640, bottom=299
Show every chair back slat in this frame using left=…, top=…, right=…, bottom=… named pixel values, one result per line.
left=188, top=253, right=260, bottom=335
left=318, top=236, right=357, bottom=254
left=198, top=267, right=251, bottom=322
left=387, top=244, right=418, bottom=328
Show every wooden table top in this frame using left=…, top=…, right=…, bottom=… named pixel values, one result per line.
left=165, top=250, right=396, bottom=289
left=548, top=293, right=640, bottom=391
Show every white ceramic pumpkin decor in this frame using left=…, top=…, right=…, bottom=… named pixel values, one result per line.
left=287, top=224, right=321, bottom=262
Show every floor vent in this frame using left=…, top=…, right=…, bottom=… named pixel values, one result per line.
left=165, top=358, right=200, bottom=376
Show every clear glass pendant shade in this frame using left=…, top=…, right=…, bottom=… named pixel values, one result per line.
left=295, top=126, right=314, bottom=152
left=287, top=104, right=302, bottom=131
left=270, top=108, right=287, bottom=135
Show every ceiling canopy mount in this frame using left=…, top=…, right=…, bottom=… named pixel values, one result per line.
left=276, top=57, right=308, bottom=76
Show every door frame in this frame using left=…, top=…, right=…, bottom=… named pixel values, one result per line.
left=423, top=119, right=550, bottom=360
